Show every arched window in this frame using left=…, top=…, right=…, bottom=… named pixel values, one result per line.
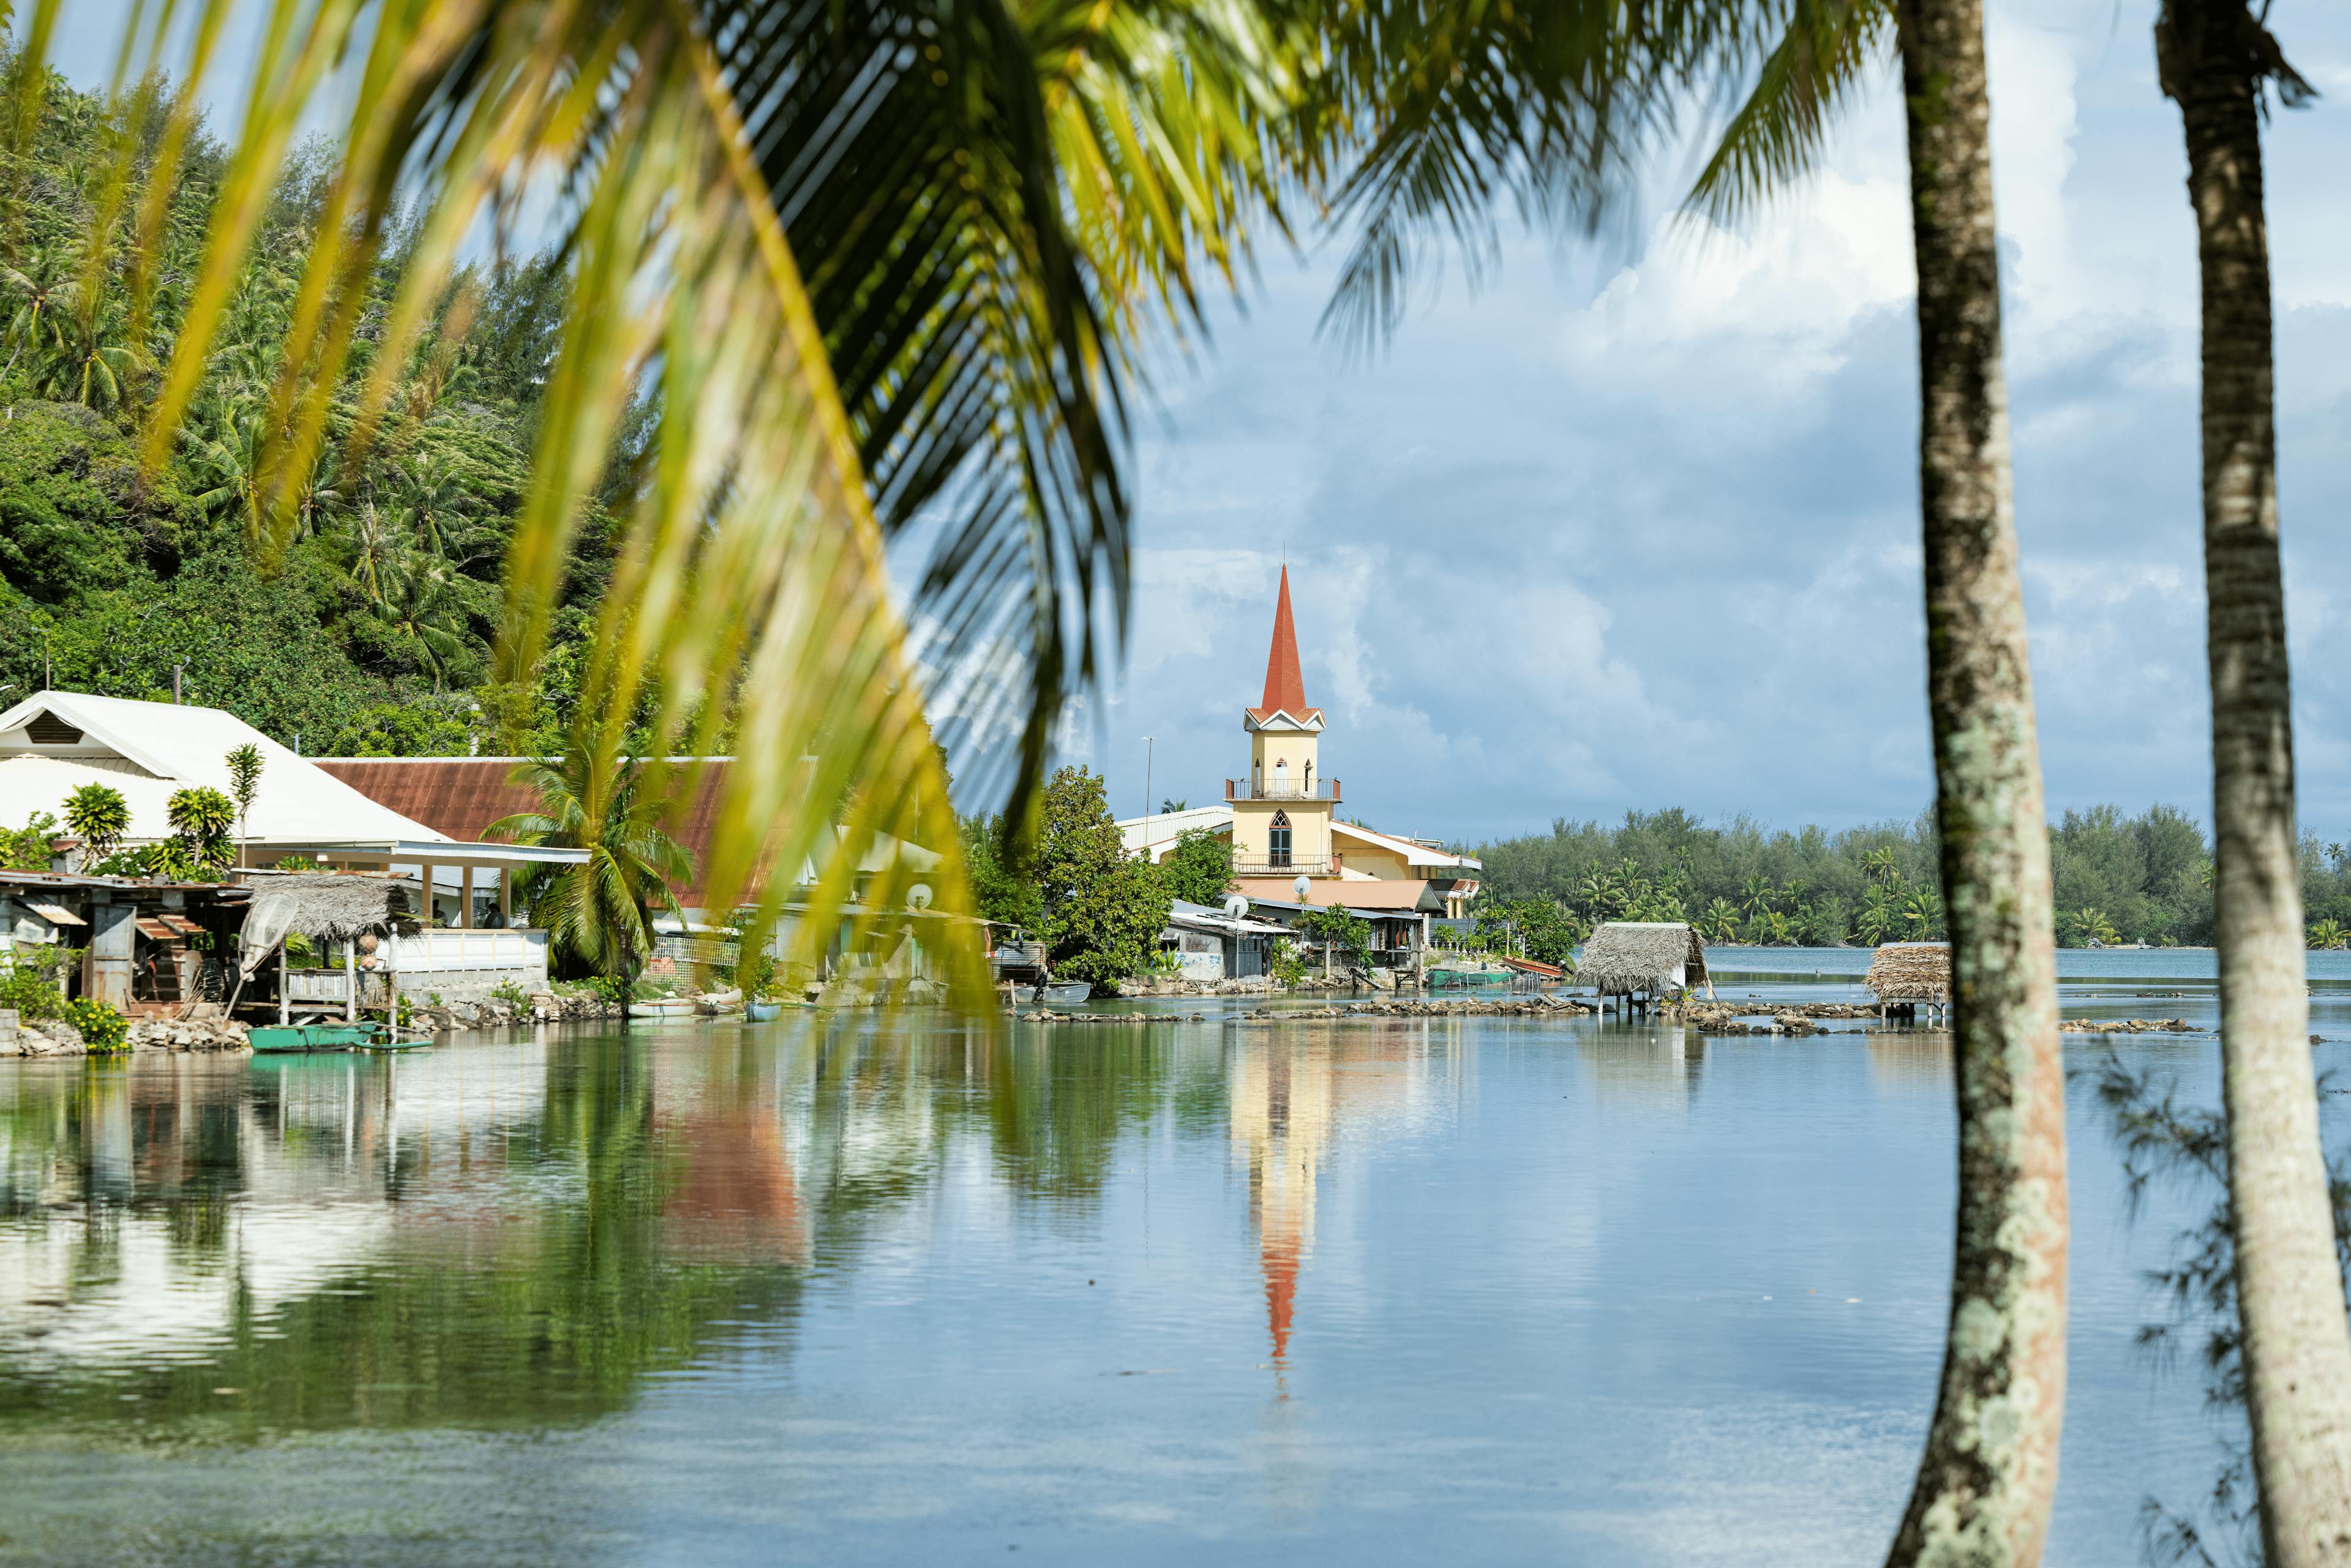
left=1303, top=760, right=1313, bottom=793
left=1273, top=757, right=1289, bottom=793
left=1269, top=811, right=1291, bottom=868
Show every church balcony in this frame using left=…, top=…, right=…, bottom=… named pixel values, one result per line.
left=1224, top=778, right=1340, bottom=803
left=1232, top=855, right=1337, bottom=877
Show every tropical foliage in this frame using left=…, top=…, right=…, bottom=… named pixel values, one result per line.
left=0, top=83, right=578, bottom=754
left=62, top=782, right=128, bottom=864
left=1160, top=828, right=1235, bottom=908
left=1294, top=903, right=1369, bottom=967
left=492, top=745, right=691, bottom=980
left=63, top=996, right=127, bottom=1052
left=1032, top=767, right=1171, bottom=991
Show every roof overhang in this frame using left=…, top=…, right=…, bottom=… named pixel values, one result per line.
left=273, top=839, right=592, bottom=866
left=1243, top=707, right=1324, bottom=732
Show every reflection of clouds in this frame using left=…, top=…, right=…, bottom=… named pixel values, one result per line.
left=0, top=1204, right=396, bottom=1375
left=1576, top=1030, right=1701, bottom=1112
left=1865, top=1033, right=1954, bottom=1097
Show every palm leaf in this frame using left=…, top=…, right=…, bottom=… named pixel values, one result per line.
left=1682, top=0, right=1891, bottom=227
left=77, top=0, right=988, bottom=1000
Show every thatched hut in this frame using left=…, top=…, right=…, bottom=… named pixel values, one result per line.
left=237, top=871, right=414, bottom=943
left=1575, top=921, right=1709, bottom=1006
left=1864, top=942, right=1951, bottom=1021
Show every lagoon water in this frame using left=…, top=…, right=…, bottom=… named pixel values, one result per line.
left=6, top=961, right=2351, bottom=1565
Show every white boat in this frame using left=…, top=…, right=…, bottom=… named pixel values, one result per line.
left=626, top=997, right=697, bottom=1020
left=1034, top=981, right=1092, bottom=1006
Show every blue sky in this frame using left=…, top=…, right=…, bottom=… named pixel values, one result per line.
left=1058, top=1, right=2351, bottom=848
left=54, top=1, right=2351, bottom=848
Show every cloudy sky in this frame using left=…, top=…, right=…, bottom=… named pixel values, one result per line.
left=54, top=2, right=2351, bottom=847
left=1052, top=0, right=2351, bottom=849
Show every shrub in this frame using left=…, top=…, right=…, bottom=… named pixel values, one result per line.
left=737, top=941, right=778, bottom=1000
left=0, top=961, right=65, bottom=1021
left=65, top=997, right=128, bottom=1052
left=490, top=979, right=531, bottom=1010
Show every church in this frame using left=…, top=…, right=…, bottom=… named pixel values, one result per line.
left=1123, top=566, right=1479, bottom=918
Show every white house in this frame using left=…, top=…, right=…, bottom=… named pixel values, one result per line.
left=0, top=693, right=585, bottom=991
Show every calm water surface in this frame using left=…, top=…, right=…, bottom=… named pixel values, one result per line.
left=4, top=983, right=2349, bottom=1566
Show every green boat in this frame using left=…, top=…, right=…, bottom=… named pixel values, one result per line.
left=1427, top=967, right=1510, bottom=989
left=249, top=1022, right=394, bottom=1053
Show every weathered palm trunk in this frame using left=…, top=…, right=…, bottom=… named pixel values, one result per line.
left=2160, top=7, right=2351, bottom=1562
left=1884, top=2, right=2068, bottom=1562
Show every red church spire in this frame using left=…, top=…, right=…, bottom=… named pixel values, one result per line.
left=1259, top=565, right=1310, bottom=718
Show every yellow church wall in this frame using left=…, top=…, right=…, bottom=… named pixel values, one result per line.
left=1232, top=802, right=1331, bottom=866
left=1248, top=727, right=1321, bottom=796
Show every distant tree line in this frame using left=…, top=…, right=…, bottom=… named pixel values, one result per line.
left=1475, top=805, right=2351, bottom=950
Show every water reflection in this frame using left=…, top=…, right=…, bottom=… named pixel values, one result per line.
left=0, top=1019, right=1500, bottom=1436
left=0, top=1011, right=2278, bottom=1564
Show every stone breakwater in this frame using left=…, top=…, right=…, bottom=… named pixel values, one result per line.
left=0, top=1015, right=252, bottom=1056
left=1009, top=997, right=1596, bottom=1026
left=2058, top=1018, right=2199, bottom=1035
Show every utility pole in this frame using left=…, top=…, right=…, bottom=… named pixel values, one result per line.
left=1142, top=737, right=1153, bottom=858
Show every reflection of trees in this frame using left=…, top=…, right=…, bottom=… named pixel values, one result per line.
left=0, top=1040, right=809, bottom=1431
left=0, top=1019, right=1450, bottom=1436
left=959, top=1030, right=1199, bottom=1202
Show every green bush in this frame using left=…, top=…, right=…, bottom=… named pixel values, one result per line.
left=0, top=964, right=62, bottom=1020
left=65, top=997, right=128, bottom=1052
left=490, top=979, right=531, bottom=1010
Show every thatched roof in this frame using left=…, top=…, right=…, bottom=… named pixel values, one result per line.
left=1865, top=942, right=1951, bottom=1001
left=1577, top=921, right=1707, bottom=994
left=237, top=871, right=413, bottom=942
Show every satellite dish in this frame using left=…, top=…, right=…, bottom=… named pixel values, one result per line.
left=907, top=883, right=934, bottom=910
left=1223, top=895, right=1249, bottom=920
left=1292, top=874, right=1311, bottom=902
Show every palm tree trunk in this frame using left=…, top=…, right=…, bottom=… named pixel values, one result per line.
left=1884, top=2, right=2068, bottom=1562
left=2161, top=7, right=2351, bottom=1561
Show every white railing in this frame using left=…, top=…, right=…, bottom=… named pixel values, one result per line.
left=384, top=928, right=549, bottom=998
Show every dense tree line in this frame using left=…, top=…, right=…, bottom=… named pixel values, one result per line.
left=0, top=68, right=606, bottom=756
left=1477, top=805, right=2351, bottom=950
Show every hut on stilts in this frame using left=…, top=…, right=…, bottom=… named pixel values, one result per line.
left=1576, top=921, right=1711, bottom=1015
left=1863, top=942, right=1951, bottom=1026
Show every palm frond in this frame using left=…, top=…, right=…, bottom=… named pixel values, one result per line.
left=1683, top=0, right=1891, bottom=227
left=1316, top=0, right=1873, bottom=350
left=80, top=0, right=991, bottom=999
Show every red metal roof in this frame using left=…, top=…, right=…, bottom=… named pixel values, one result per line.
left=315, top=758, right=730, bottom=902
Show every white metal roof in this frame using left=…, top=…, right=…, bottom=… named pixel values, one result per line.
left=1118, top=805, right=1233, bottom=858
left=1329, top=818, right=1482, bottom=871
left=0, top=691, right=450, bottom=847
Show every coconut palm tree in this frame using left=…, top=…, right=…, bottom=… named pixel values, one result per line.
left=390, top=451, right=489, bottom=569
left=70, top=0, right=1314, bottom=1000
left=491, top=741, right=692, bottom=981
left=374, top=548, right=473, bottom=692
left=2157, top=7, right=2351, bottom=1555
left=0, top=245, right=66, bottom=378
left=1325, top=1, right=2064, bottom=1554
left=1697, top=898, right=1740, bottom=944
